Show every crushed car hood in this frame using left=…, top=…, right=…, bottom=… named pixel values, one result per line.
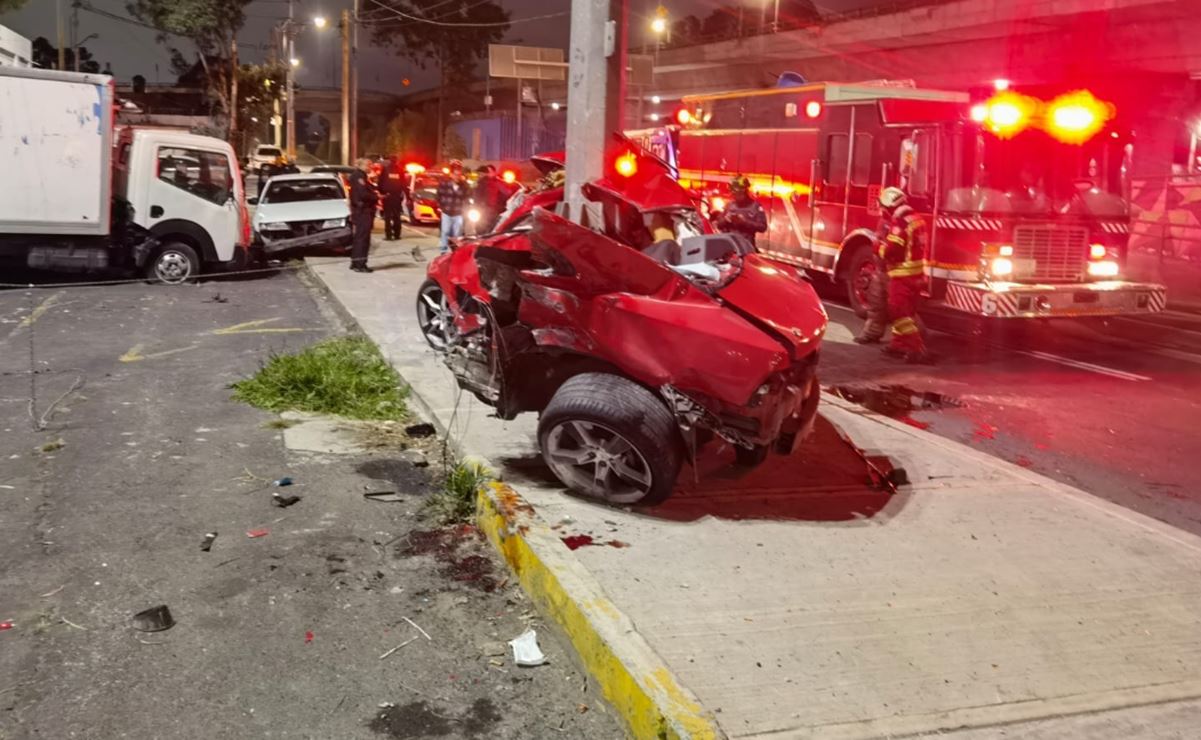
left=716, top=254, right=827, bottom=355
left=254, top=200, right=348, bottom=226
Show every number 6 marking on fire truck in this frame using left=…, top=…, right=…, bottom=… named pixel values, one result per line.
left=980, top=294, right=999, bottom=316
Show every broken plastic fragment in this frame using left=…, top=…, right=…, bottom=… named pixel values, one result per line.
left=246, top=528, right=269, bottom=538
left=508, top=629, right=547, bottom=666
left=272, top=477, right=293, bottom=487
left=200, top=532, right=218, bottom=552
left=131, top=605, right=175, bottom=632
left=0, top=621, right=13, bottom=631
left=272, top=493, right=301, bottom=508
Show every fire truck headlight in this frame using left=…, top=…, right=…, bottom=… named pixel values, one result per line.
left=1089, top=243, right=1108, bottom=260
left=1088, top=260, right=1119, bottom=277
left=990, top=257, right=1014, bottom=277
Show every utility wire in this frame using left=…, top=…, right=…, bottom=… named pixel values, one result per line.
left=363, top=0, right=565, bottom=28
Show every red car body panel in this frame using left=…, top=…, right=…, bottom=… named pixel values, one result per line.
left=423, top=143, right=825, bottom=452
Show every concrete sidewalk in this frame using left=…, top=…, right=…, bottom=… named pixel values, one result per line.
left=309, top=237, right=1201, bottom=739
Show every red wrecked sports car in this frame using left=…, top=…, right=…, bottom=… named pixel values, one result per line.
left=416, top=143, right=827, bottom=505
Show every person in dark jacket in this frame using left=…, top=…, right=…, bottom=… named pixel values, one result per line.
left=437, top=160, right=467, bottom=253
left=348, top=158, right=378, bottom=273
left=712, top=175, right=768, bottom=246
left=473, top=165, right=512, bottom=234
left=379, top=156, right=407, bottom=241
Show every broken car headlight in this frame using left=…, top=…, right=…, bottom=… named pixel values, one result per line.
left=320, top=218, right=347, bottom=229
left=260, top=222, right=290, bottom=231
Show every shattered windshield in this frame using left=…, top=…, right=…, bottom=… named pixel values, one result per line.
left=942, top=128, right=1131, bottom=217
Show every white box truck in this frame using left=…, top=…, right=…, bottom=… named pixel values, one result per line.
left=0, top=66, right=249, bottom=283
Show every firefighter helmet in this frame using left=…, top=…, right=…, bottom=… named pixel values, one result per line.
left=730, top=174, right=751, bottom=194
left=879, top=186, right=907, bottom=210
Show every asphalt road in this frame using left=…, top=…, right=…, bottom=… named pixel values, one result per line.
left=0, top=269, right=620, bottom=739
left=813, top=285, right=1201, bottom=538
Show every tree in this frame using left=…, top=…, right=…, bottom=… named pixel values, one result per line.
left=0, top=0, right=29, bottom=12
left=31, top=36, right=101, bottom=72
left=671, top=15, right=703, bottom=47
left=383, top=110, right=437, bottom=160
left=368, top=1, right=509, bottom=156
left=442, top=125, right=467, bottom=160
left=235, top=62, right=286, bottom=140
left=126, top=0, right=255, bottom=137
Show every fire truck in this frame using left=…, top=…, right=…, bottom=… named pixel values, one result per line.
left=668, top=81, right=1166, bottom=319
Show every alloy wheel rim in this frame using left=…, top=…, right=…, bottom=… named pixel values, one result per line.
left=418, top=284, right=452, bottom=349
left=545, top=420, right=653, bottom=504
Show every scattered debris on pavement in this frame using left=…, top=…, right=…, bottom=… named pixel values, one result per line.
left=273, top=476, right=293, bottom=487
left=272, top=492, right=301, bottom=507
left=405, top=422, right=436, bottom=438
left=246, top=528, right=269, bottom=538
left=508, top=629, right=547, bottom=667
left=131, top=605, right=175, bottom=633
left=200, top=532, right=218, bottom=551
left=363, top=490, right=404, bottom=502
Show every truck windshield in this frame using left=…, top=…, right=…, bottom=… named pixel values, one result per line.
left=942, top=128, right=1131, bottom=217
left=262, top=180, right=345, bottom=203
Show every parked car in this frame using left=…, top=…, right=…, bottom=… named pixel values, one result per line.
left=416, top=142, right=826, bottom=505
left=406, top=173, right=442, bottom=224
left=309, top=164, right=357, bottom=194
left=249, top=144, right=283, bottom=171
left=250, top=173, right=351, bottom=255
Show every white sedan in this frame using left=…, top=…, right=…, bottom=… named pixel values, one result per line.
left=251, top=173, right=352, bottom=255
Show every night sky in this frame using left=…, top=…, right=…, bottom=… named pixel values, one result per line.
left=1, top=0, right=879, bottom=92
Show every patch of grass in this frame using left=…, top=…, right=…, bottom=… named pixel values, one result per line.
left=425, top=460, right=493, bottom=524
left=262, top=418, right=299, bottom=430
left=232, top=336, right=408, bottom=421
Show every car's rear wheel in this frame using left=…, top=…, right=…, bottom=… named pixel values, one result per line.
left=145, top=242, right=200, bottom=285
left=538, top=373, right=682, bottom=506
left=416, top=279, right=454, bottom=350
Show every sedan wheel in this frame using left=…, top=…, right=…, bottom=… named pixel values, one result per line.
left=416, top=279, right=454, bottom=350
left=544, top=420, right=655, bottom=505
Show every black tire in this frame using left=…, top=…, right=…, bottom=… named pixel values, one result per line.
left=844, top=243, right=876, bottom=318
left=145, top=241, right=200, bottom=285
left=415, top=279, right=453, bottom=351
left=538, top=373, right=682, bottom=506
left=734, top=444, right=769, bottom=468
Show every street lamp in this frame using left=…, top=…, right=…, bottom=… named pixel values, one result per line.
left=278, top=8, right=330, bottom=159
left=650, top=16, right=666, bottom=34
left=312, top=15, right=327, bottom=29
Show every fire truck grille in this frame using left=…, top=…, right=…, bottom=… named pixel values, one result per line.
left=1012, top=225, right=1088, bottom=281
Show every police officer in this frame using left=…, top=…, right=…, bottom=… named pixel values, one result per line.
left=712, top=175, right=768, bottom=246
left=876, top=186, right=932, bottom=363
left=379, top=156, right=407, bottom=241
left=348, top=158, right=378, bottom=274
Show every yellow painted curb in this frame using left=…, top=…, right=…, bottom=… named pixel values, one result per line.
left=476, top=481, right=724, bottom=740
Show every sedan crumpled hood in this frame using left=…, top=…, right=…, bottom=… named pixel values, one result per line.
left=254, top=199, right=349, bottom=227
left=717, top=254, right=827, bottom=356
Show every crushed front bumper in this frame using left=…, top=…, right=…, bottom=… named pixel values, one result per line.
left=259, top=226, right=352, bottom=254
left=943, top=280, right=1167, bottom=318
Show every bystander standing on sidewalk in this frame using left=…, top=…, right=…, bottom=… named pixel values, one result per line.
left=437, top=160, right=467, bottom=253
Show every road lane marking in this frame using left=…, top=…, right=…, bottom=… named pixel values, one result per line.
left=119, top=343, right=200, bottom=363
left=210, top=318, right=310, bottom=335
left=1017, top=350, right=1151, bottom=381
left=16, top=292, right=63, bottom=329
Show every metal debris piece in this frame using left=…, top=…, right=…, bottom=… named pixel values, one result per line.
left=200, top=532, right=218, bottom=551
left=131, top=605, right=175, bottom=633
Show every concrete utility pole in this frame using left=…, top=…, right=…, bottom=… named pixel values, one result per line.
left=341, top=9, right=351, bottom=164
left=563, top=0, right=628, bottom=222
left=56, top=0, right=66, bottom=70
left=230, top=36, right=239, bottom=146
left=285, top=0, right=296, bottom=158
left=350, top=0, right=360, bottom=160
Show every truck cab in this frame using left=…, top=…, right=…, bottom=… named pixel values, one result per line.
left=116, top=126, right=250, bottom=281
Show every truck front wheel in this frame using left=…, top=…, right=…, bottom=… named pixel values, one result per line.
left=844, top=244, right=877, bottom=318
left=146, top=242, right=200, bottom=285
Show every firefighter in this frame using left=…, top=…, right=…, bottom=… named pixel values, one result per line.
left=712, top=175, right=767, bottom=246
left=853, top=219, right=891, bottom=344
left=877, top=186, right=932, bottom=363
